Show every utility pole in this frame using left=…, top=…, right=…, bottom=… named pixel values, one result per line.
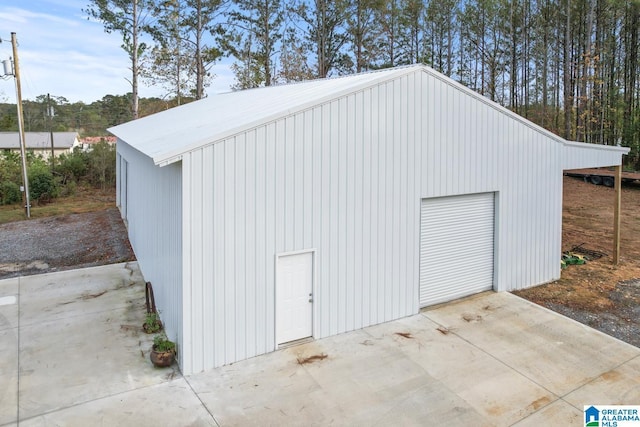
left=48, top=93, right=55, bottom=168
left=11, top=32, right=31, bottom=218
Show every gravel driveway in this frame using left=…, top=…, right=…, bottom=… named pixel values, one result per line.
left=0, top=207, right=135, bottom=279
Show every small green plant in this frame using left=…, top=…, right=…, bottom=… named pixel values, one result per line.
left=153, top=334, right=175, bottom=353
left=561, top=252, right=586, bottom=269
left=143, top=312, right=162, bottom=333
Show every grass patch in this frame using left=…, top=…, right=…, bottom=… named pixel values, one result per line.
left=0, top=186, right=115, bottom=224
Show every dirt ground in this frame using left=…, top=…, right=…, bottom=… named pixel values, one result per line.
left=514, top=176, right=640, bottom=348
left=0, top=176, right=639, bottom=348
left=0, top=207, right=135, bottom=279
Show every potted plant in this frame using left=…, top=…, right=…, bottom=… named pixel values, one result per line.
left=142, top=312, right=163, bottom=334
left=150, top=334, right=175, bottom=367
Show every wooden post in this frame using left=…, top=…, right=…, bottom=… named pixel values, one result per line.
left=613, top=164, right=622, bottom=265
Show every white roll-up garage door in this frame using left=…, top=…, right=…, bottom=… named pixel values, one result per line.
left=419, top=193, right=495, bottom=307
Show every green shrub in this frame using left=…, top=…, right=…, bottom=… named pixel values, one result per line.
left=0, top=151, right=22, bottom=185
left=55, top=151, right=89, bottom=184
left=87, top=142, right=116, bottom=189
left=59, top=179, right=77, bottom=197
left=0, top=181, right=21, bottom=205
left=28, top=163, right=59, bottom=201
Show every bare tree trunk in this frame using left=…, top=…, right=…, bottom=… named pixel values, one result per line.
left=577, top=0, right=593, bottom=142
left=522, top=0, right=529, bottom=118
left=356, top=0, right=363, bottom=72
left=623, top=2, right=639, bottom=165
left=509, top=0, right=518, bottom=111
left=563, top=0, right=572, bottom=139
left=540, top=1, right=550, bottom=128
left=132, top=0, right=139, bottom=119
left=318, top=0, right=327, bottom=77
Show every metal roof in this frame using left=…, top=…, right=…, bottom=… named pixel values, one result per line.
left=109, top=64, right=630, bottom=166
left=0, top=132, right=79, bottom=149
left=109, top=65, right=423, bottom=165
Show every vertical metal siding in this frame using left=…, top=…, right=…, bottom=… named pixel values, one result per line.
left=562, top=143, right=625, bottom=170
left=177, top=69, right=565, bottom=374
left=115, top=152, right=121, bottom=208
left=116, top=141, right=183, bottom=359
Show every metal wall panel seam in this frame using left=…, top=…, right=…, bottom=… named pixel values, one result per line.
left=192, top=149, right=204, bottom=371
left=319, top=103, right=331, bottom=337
left=361, top=89, right=372, bottom=326
left=354, top=92, right=364, bottom=329
left=264, top=123, right=276, bottom=351
left=245, top=131, right=257, bottom=358
left=345, top=94, right=356, bottom=332
left=376, top=83, right=386, bottom=323
left=235, top=134, right=247, bottom=361
left=310, top=107, right=322, bottom=338
left=337, top=97, right=347, bottom=333
left=180, top=153, right=187, bottom=370
left=212, top=141, right=224, bottom=367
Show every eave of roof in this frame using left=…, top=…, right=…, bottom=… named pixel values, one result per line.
left=563, top=140, right=630, bottom=154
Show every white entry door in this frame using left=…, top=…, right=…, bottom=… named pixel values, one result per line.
left=276, top=251, right=313, bottom=345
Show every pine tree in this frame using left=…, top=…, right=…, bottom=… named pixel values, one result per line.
left=223, top=0, right=284, bottom=88
left=287, top=0, right=351, bottom=78
left=85, top=0, right=156, bottom=119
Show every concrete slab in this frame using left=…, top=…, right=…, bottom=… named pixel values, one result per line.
left=354, top=317, right=556, bottom=425
left=187, top=331, right=486, bottom=427
left=18, top=262, right=144, bottom=328
left=2, top=264, right=639, bottom=426
left=0, top=277, right=19, bottom=426
left=0, top=263, right=188, bottom=425
left=18, top=379, right=216, bottom=426
left=563, top=355, right=640, bottom=406
left=17, top=306, right=172, bottom=419
left=424, top=292, right=640, bottom=396
left=512, top=399, right=582, bottom=426
left=0, top=328, right=18, bottom=425
left=0, top=278, right=19, bottom=331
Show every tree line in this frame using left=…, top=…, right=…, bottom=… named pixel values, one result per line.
left=0, top=95, right=189, bottom=136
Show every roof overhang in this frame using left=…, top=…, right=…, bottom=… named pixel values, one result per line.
left=562, top=141, right=630, bottom=170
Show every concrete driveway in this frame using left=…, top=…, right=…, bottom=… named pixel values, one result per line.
left=1, top=263, right=639, bottom=426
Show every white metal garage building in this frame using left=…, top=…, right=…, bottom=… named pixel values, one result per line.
left=109, top=64, right=629, bottom=375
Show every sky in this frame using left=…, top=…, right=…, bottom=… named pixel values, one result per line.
left=0, top=0, right=235, bottom=104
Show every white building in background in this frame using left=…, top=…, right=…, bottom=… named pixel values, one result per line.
left=0, top=132, right=80, bottom=158
left=110, top=64, right=629, bottom=375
